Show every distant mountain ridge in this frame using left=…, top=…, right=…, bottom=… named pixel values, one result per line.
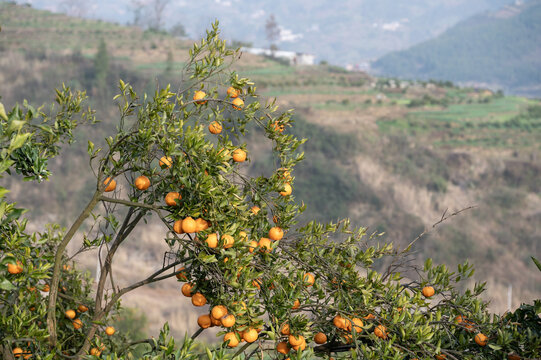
left=372, top=0, right=541, bottom=97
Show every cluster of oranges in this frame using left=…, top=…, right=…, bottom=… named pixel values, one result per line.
left=193, top=86, right=244, bottom=110
left=7, top=260, right=23, bottom=274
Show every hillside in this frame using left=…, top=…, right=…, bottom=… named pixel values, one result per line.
left=0, top=3, right=540, bottom=339
left=26, top=0, right=514, bottom=65
left=372, top=0, right=541, bottom=97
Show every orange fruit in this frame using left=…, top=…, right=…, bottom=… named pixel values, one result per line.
left=248, top=240, right=258, bottom=253
left=211, top=316, right=222, bottom=327
left=280, top=323, right=290, bottom=335
left=182, top=217, right=197, bottom=233
left=221, top=314, right=236, bottom=328
left=351, top=318, right=363, bottom=333
left=232, top=149, right=246, bottom=162
left=288, top=335, right=304, bottom=347
left=78, top=305, right=88, bottom=313
left=363, top=313, right=376, bottom=320
left=206, top=233, right=218, bottom=248
left=252, top=279, right=262, bottom=290
left=72, top=319, right=83, bottom=330
left=105, top=326, right=115, bottom=336
left=277, top=341, right=290, bottom=354
left=374, top=325, right=387, bottom=339
left=474, top=333, right=488, bottom=346
left=165, top=192, right=181, bottom=206
left=195, top=218, right=209, bottom=232
left=175, top=267, right=187, bottom=281
left=103, top=177, right=116, bottom=192
left=280, top=183, right=292, bottom=196
left=181, top=283, right=194, bottom=297
left=7, top=263, right=22, bottom=274
left=13, top=348, right=23, bottom=357
left=333, top=315, right=349, bottom=330
left=436, top=355, right=447, bottom=360
left=134, top=175, right=150, bottom=190
left=222, top=234, right=235, bottom=249
left=211, top=305, right=228, bottom=320
left=194, top=90, right=207, bottom=105
left=243, top=328, right=258, bottom=343
left=65, top=310, right=76, bottom=319
left=173, top=219, right=184, bottom=234
left=258, top=237, right=272, bottom=252
left=227, top=86, right=239, bottom=98
left=303, top=273, right=315, bottom=286
left=232, top=98, right=244, bottom=110
left=268, top=226, right=283, bottom=241
left=159, top=156, right=173, bottom=168
left=422, top=286, right=435, bottom=298
left=239, top=231, right=248, bottom=241
left=251, top=206, right=260, bottom=215
left=191, top=292, right=207, bottom=306
left=42, top=284, right=50, bottom=292
left=209, top=121, right=222, bottom=134
left=342, top=334, right=353, bottom=344
left=223, top=332, right=239, bottom=348
left=291, top=299, right=301, bottom=310
left=90, top=348, right=101, bottom=356
left=198, top=314, right=212, bottom=329
left=314, top=332, right=327, bottom=344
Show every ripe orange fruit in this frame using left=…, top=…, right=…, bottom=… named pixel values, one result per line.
left=42, top=284, right=50, bottom=292
left=422, top=286, right=435, bottom=298
left=181, top=283, right=194, bottom=297
left=374, top=325, right=387, bottom=339
left=227, top=86, right=239, bottom=98
left=333, top=315, right=349, bottom=330
left=475, top=333, right=488, bottom=346
left=103, top=177, right=116, bottom=192
left=288, top=335, right=304, bottom=347
left=363, top=313, right=376, bottom=320
left=198, top=314, right=212, bottom=329
left=258, top=237, right=272, bottom=252
left=232, top=98, right=244, bottom=110
left=78, top=305, right=88, bottom=313
left=90, top=347, right=102, bottom=356
left=65, top=310, right=76, bottom=319
left=211, top=305, right=228, bottom=320
left=314, top=332, right=327, bottom=344
left=175, top=267, right=187, bottom=280
left=195, top=218, right=209, bottom=232
left=351, top=318, right=363, bottom=333
left=208, top=121, right=222, bottom=134
left=182, top=217, right=197, bottom=233
left=105, top=326, right=115, bottom=336
left=251, top=206, right=260, bottom=215
left=277, top=341, right=290, bottom=354
left=206, top=233, right=218, bottom=248
left=280, top=183, right=292, bottom=196
left=436, top=355, right=447, bottom=360
left=191, top=292, right=207, bottom=306
left=211, top=316, right=222, bottom=327
left=72, top=319, right=83, bottom=330
left=165, top=192, right=181, bottom=206
left=134, top=175, right=150, bottom=190
left=248, top=240, right=258, bottom=253
left=342, top=333, right=353, bottom=344
left=13, top=348, right=23, bottom=357
left=173, top=219, right=184, bottom=234
left=252, top=279, right=262, bottom=290
left=194, top=90, right=207, bottom=105
left=7, top=263, right=22, bottom=274
left=291, top=299, right=301, bottom=310
left=303, top=273, right=315, bottom=286
left=243, top=328, right=258, bottom=343
left=222, top=234, right=235, bottom=249
left=224, top=332, right=239, bottom=347
left=280, top=323, right=291, bottom=335
left=239, top=231, right=248, bottom=241
left=232, top=149, right=246, bottom=162
left=221, top=314, right=236, bottom=328
left=159, top=156, right=173, bottom=168
left=269, top=226, right=283, bottom=241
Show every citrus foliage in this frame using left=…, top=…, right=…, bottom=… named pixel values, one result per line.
left=1, top=22, right=540, bottom=360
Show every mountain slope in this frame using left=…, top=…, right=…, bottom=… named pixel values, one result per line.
left=372, top=0, right=541, bottom=96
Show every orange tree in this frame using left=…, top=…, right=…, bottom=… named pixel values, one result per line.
left=1, top=22, right=540, bottom=359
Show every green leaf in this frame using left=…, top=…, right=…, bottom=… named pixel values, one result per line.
left=0, top=278, right=17, bottom=290
left=0, top=102, right=7, bottom=120
left=9, top=133, right=32, bottom=152
left=532, top=257, right=541, bottom=272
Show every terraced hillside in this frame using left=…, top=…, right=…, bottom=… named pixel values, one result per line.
left=0, top=3, right=539, bottom=339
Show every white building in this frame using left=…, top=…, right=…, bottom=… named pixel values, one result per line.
left=241, top=47, right=315, bottom=66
